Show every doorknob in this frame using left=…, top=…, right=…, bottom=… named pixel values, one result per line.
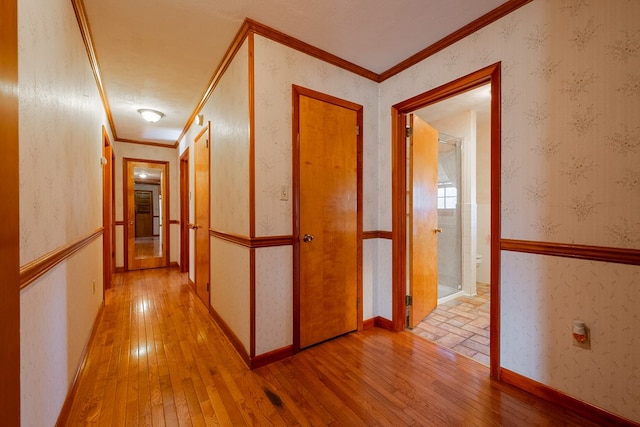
left=189, top=223, right=200, bottom=230
left=433, top=227, right=443, bottom=233
left=303, top=234, right=314, bottom=243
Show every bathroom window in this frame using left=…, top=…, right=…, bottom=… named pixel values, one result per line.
left=438, top=182, right=457, bottom=209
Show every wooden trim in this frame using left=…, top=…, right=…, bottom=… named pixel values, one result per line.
left=250, top=345, right=293, bottom=369
left=362, top=230, right=393, bottom=240
left=246, top=19, right=379, bottom=82
left=501, top=239, right=640, bottom=266
left=0, top=0, right=20, bottom=421
left=189, top=278, right=195, bottom=291
left=249, top=32, right=256, bottom=239
left=123, top=158, right=170, bottom=271
left=180, top=147, right=190, bottom=273
left=102, top=127, right=114, bottom=290
left=210, top=230, right=294, bottom=248
left=500, top=369, right=640, bottom=427
left=209, top=305, right=251, bottom=368
left=362, top=318, right=375, bottom=330
left=70, top=0, right=116, bottom=139
left=378, top=0, right=533, bottom=81
left=374, top=316, right=394, bottom=331
left=391, top=64, right=502, bottom=378
left=489, top=65, right=502, bottom=380
left=115, top=267, right=124, bottom=273
left=115, top=138, right=176, bottom=149
left=115, top=220, right=124, bottom=226
left=169, top=219, right=179, bottom=225
left=19, top=228, right=104, bottom=290
left=177, top=20, right=252, bottom=145
left=55, top=302, right=105, bottom=427
left=356, top=104, right=364, bottom=333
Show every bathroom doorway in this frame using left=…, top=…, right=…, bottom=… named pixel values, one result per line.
left=392, top=64, right=501, bottom=376
left=409, top=84, right=492, bottom=364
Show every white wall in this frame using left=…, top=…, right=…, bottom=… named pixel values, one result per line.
left=476, top=116, right=491, bottom=284
left=379, top=0, right=640, bottom=421
left=18, top=0, right=107, bottom=424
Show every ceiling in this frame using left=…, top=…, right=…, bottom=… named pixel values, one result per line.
left=82, top=0, right=511, bottom=147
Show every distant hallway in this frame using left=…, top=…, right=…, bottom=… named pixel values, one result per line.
left=62, top=268, right=599, bottom=426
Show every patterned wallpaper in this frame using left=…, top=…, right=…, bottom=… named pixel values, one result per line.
left=19, top=0, right=104, bottom=264
left=252, top=35, right=379, bottom=353
left=18, top=0, right=107, bottom=424
left=502, top=252, right=640, bottom=421
left=378, top=0, right=640, bottom=421
left=253, top=35, right=379, bottom=237
left=207, top=41, right=250, bottom=236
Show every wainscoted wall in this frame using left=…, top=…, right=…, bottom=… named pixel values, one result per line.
left=18, top=0, right=108, bottom=423
left=113, top=141, right=180, bottom=268
left=253, top=35, right=380, bottom=353
left=20, top=239, right=103, bottom=426
left=379, top=0, right=639, bottom=421
left=502, top=252, right=640, bottom=421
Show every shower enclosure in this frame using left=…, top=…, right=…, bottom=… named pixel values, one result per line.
left=437, top=134, right=462, bottom=300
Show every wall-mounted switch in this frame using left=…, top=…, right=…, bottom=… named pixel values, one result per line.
left=280, top=185, right=289, bottom=201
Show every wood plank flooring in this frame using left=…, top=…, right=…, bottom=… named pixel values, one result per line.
left=63, top=267, right=600, bottom=426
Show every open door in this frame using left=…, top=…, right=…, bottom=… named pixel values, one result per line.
left=296, top=88, right=361, bottom=349
left=193, top=126, right=210, bottom=307
left=408, top=114, right=439, bottom=328
left=102, top=128, right=114, bottom=290
left=180, top=148, right=190, bottom=274
left=125, top=159, right=169, bottom=270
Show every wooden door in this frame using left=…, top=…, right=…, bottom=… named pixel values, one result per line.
left=298, top=93, right=359, bottom=349
left=102, top=131, right=114, bottom=290
left=125, top=160, right=168, bottom=270
left=194, top=127, right=210, bottom=307
left=180, top=149, right=190, bottom=274
left=408, top=114, right=439, bottom=328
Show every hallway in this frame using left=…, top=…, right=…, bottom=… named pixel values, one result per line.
left=62, top=268, right=600, bottom=426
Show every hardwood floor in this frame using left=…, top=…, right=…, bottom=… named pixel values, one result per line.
left=62, top=267, right=599, bottom=426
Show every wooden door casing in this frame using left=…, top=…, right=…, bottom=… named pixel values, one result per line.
left=124, top=159, right=168, bottom=271
left=295, top=87, right=363, bottom=350
left=408, top=115, right=439, bottom=328
left=194, top=126, right=210, bottom=308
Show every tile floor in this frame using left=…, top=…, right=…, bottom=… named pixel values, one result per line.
left=411, top=282, right=490, bottom=366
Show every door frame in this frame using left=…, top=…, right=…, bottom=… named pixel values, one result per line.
left=391, top=63, right=502, bottom=378
left=123, top=158, right=170, bottom=271
left=102, top=127, right=115, bottom=290
left=292, top=84, right=364, bottom=353
left=180, top=147, right=190, bottom=274
left=193, top=125, right=210, bottom=307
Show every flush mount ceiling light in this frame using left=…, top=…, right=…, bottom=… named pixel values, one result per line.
left=137, top=108, right=164, bottom=123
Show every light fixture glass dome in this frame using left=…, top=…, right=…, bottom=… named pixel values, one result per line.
left=138, top=109, right=164, bottom=123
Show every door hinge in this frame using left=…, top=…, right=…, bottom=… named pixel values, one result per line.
left=356, top=125, right=360, bottom=136
left=405, top=126, right=412, bottom=138
left=206, top=138, right=209, bottom=148
left=405, top=295, right=413, bottom=306
left=206, top=282, right=210, bottom=292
